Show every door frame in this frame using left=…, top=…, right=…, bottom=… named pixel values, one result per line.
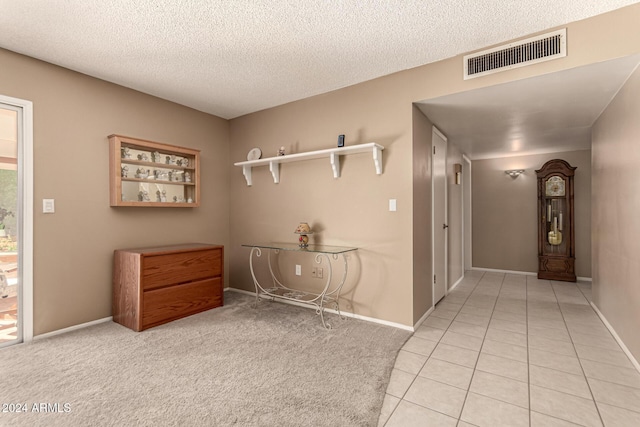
left=0, top=94, right=34, bottom=343
left=431, top=126, right=448, bottom=306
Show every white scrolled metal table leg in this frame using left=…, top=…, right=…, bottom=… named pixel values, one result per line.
left=249, top=246, right=271, bottom=307
left=249, top=246, right=264, bottom=307
left=334, top=253, right=348, bottom=319
left=313, top=253, right=334, bottom=329
left=268, top=249, right=286, bottom=289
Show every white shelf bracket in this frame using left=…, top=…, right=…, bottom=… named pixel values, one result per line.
left=373, top=146, right=383, bottom=175
left=242, top=165, right=253, bottom=186
left=269, top=161, right=280, bottom=184
left=330, top=152, right=340, bottom=178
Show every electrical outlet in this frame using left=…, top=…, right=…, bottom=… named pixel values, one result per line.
left=295, top=265, right=301, bottom=276
left=317, top=268, right=323, bottom=279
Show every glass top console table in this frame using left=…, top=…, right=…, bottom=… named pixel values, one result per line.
left=242, top=243, right=358, bottom=329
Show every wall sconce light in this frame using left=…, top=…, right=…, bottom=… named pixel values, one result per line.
left=505, top=169, right=525, bottom=178
left=454, top=163, right=462, bottom=185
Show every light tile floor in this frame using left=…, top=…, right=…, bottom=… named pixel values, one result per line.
left=378, top=270, right=640, bottom=427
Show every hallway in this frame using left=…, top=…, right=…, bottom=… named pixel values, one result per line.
left=379, top=271, right=640, bottom=426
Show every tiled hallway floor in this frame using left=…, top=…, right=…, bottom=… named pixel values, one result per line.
left=379, top=270, right=640, bottom=426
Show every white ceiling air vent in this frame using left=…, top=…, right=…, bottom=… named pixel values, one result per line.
left=464, top=29, right=566, bottom=80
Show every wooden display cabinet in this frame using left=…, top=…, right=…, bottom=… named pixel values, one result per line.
left=108, top=134, right=200, bottom=207
left=536, top=159, right=577, bottom=282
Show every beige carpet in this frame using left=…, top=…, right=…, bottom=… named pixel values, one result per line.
left=0, top=291, right=410, bottom=426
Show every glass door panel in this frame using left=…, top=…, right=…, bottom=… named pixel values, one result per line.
left=0, top=106, right=19, bottom=347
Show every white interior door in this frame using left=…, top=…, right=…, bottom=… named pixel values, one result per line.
left=432, top=127, right=447, bottom=305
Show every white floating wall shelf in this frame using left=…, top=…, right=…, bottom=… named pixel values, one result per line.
left=234, top=142, right=384, bottom=186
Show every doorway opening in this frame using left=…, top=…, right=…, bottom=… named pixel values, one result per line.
left=0, top=107, right=19, bottom=344
left=0, top=95, right=33, bottom=347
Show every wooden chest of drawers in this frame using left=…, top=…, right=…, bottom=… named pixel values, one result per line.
left=113, top=243, right=223, bottom=331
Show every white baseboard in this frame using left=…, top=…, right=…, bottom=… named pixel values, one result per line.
left=471, top=267, right=593, bottom=282
left=34, top=317, right=113, bottom=341
left=449, top=275, right=464, bottom=292
left=411, top=274, right=463, bottom=330
left=413, top=306, right=433, bottom=331
left=590, top=302, right=640, bottom=374
left=471, top=267, right=536, bottom=276
left=226, top=288, right=414, bottom=332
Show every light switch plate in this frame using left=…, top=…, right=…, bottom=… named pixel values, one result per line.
left=43, top=198, right=55, bottom=213
left=389, top=199, right=397, bottom=212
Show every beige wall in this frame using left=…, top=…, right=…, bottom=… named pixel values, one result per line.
left=472, top=150, right=591, bottom=277
left=0, top=48, right=230, bottom=335
left=228, top=80, right=417, bottom=327
left=592, top=66, right=640, bottom=362
left=412, top=107, right=433, bottom=325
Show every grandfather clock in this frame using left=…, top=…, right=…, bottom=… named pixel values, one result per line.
left=536, top=159, right=577, bottom=282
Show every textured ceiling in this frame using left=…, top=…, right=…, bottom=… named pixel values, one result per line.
left=1, top=0, right=639, bottom=119
left=418, top=54, right=640, bottom=159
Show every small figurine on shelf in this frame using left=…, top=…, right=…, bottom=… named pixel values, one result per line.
left=180, top=158, right=189, bottom=167
left=135, top=168, right=149, bottom=179
left=173, top=195, right=185, bottom=203
left=277, top=146, right=286, bottom=156
left=154, top=169, right=169, bottom=181
left=184, top=171, right=191, bottom=182
left=166, top=155, right=177, bottom=165
left=187, top=197, right=193, bottom=203
left=155, top=189, right=167, bottom=203
left=152, top=151, right=163, bottom=163
left=121, top=147, right=131, bottom=159
left=138, top=190, right=150, bottom=202
left=121, top=165, right=129, bottom=178
left=137, top=153, right=149, bottom=161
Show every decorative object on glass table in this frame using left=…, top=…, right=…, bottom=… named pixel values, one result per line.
left=294, top=222, right=313, bottom=248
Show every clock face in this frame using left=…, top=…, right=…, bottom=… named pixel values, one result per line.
left=546, top=176, right=565, bottom=197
